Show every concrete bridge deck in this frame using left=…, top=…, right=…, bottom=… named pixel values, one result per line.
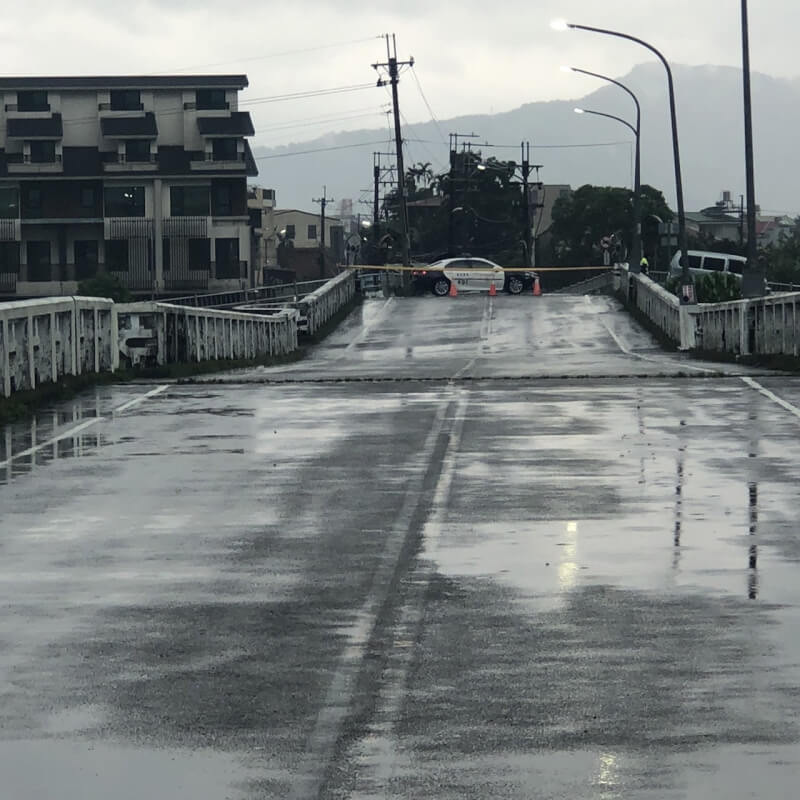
left=2, top=294, right=800, bottom=799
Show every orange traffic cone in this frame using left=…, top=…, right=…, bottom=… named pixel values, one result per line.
left=489, top=281, right=497, bottom=296
left=533, top=276, right=542, bottom=296
left=449, top=281, right=458, bottom=297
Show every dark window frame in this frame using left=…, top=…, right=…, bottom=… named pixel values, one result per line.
left=307, top=224, right=317, bottom=240
left=105, top=239, right=129, bottom=271
left=110, top=89, right=142, bottom=111
left=29, top=140, right=56, bottom=164
left=196, top=88, right=228, bottom=110
left=124, top=140, right=152, bottom=163
left=212, top=138, right=238, bottom=162
left=0, top=187, right=19, bottom=219
left=104, top=186, right=146, bottom=217
left=171, top=185, right=210, bottom=217
left=17, top=90, right=49, bottom=112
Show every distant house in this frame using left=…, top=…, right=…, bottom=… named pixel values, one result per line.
left=756, top=216, right=795, bottom=248
left=273, top=208, right=344, bottom=281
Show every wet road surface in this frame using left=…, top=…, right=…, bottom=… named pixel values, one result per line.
left=2, top=294, right=800, bottom=798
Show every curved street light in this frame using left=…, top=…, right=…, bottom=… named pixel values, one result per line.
left=553, top=20, right=693, bottom=296
left=564, top=66, right=643, bottom=272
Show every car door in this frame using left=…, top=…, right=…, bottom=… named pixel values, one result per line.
left=469, top=258, right=504, bottom=291
left=444, top=259, right=481, bottom=292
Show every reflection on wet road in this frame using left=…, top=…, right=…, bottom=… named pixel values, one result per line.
left=2, top=294, right=800, bottom=799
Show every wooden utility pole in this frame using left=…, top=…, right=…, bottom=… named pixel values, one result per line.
left=373, top=35, right=413, bottom=266
left=313, top=186, right=333, bottom=279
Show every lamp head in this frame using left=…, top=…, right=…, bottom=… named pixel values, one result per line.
left=574, top=108, right=585, bottom=114
left=551, top=19, right=571, bottom=32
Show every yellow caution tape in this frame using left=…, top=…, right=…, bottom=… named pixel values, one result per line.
left=342, top=265, right=614, bottom=273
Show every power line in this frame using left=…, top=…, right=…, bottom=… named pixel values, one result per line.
left=151, top=36, right=384, bottom=74
left=254, top=139, right=392, bottom=160
left=409, top=65, right=446, bottom=146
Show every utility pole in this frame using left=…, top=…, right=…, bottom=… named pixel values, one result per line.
left=447, top=132, right=480, bottom=256
left=520, top=141, right=531, bottom=268
left=313, top=185, right=333, bottom=279
left=373, top=35, right=413, bottom=267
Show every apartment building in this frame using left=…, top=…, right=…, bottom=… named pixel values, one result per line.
left=0, top=75, right=257, bottom=298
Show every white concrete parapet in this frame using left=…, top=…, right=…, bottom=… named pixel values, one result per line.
left=117, top=302, right=299, bottom=368
left=616, top=264, right=800, bottom=356
left=1, top=297, right=116, bottom=398
left=296, top=271, right=356, bottom=336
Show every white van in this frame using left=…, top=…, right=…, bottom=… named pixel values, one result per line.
left=669, top=250, right=747, bottom=277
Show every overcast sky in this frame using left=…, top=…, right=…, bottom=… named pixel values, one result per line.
left=0, top=0, right=793, bottom=150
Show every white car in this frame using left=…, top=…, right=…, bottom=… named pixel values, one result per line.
left=411, top=257, right=538, bottom=296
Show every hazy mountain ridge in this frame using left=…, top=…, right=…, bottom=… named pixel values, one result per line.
left=253, top=63, right=800, bottom=216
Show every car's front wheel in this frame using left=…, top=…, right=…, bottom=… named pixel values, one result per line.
left=507, top=276, right=524, bottom=294
left=432, top=277, right=450, bottom=296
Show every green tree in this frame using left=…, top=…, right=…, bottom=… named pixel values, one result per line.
left=385, top=154, right=529, bottom=264
left=550, top=184, right=673, bottom=265
left=77, top=273, right=132, bottom=303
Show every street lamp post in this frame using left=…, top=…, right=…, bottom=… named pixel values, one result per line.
left=564, top=67, right=642, bottom=272
left=740, top=0, right=762, bottom=297
left=553, top=20, right=693, bottom=298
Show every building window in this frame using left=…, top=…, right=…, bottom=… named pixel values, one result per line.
left=106, top=239, right=129, bottom=271
left=125, top=140, right=151, bottom=163
left=212, top=138, right=238, bottom=162
left=162, top=237, right=171, bottom=272
left=27, top=240, right=51, bottom=281
left=189, top=238, right=211, bottom=270
left=104, top=186, right=145, bottom=217
left=171, top=185, right=209, bottom=216
left=0, top=188, right=19, bottom=218
left=17, top=90, right=49, bottom=112
left=29, top=141, right=56, bottom=164
left=285, top=224, right=295, bottom=240
left=74, top=240, right=99, bottom=280
left=0, top=242, right=20, bottom=274
left=196, top=89, right=227, bottom=110
left=80, top=186, right=96, bottom=210
left=307, top=224, right=317, bottom=240
left=215, top=238, right=239, bottom=278
left=211, top=183, right=232, bottom=216
left=110, top=89, right=142, bottom=111
left=21, top=187, right=43, bottom=218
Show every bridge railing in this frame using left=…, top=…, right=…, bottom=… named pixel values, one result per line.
left=235, top=271, right=357, bottom=336
left=117, top=302, right=298, bottom=368
left=1, top=297, right=116, bottom=398
left=616, top=265, right=800, bottom=356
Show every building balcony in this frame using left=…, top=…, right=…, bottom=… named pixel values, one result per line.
left=0, top=218, right=21, bottom=241
left=98, top=102, right=145, bottom=113
left=103, top=155, right=158, bottom=173
left=0, top=270, right=17, bottom=294
left=163, top=216, right=209, bottom=237
left=7, top=156, right=63, bottom=174
left=190, top=154, right=247, bottom=172
left=4, top=104, right=51, bottom=115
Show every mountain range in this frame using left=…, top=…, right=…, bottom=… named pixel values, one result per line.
left=251, top=63, right=800, bottom=218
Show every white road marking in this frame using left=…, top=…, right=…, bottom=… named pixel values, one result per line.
left=344, top=296, right=395, bottom=352
left=452, top=295, right=492, bottom=379
left=587, top=296, right=716, bottom=374
left=112, top=384, right=169, bottom=414
left=741, top=376, right=800, bottom=420
left=0, top=385, right=170, bottom=469
left=0, top=418, right=102, bottom=469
